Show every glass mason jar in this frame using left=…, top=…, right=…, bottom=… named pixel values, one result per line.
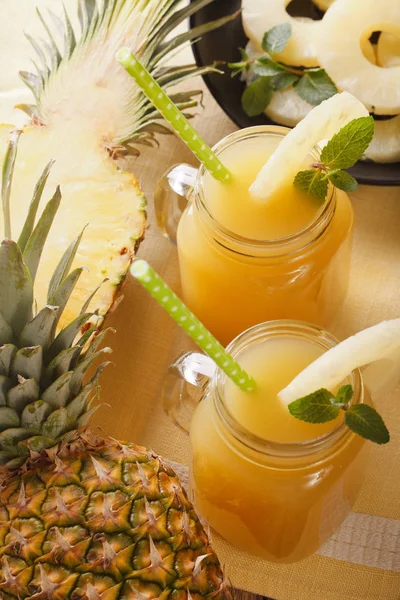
left=163, top=320, right=371, bottom=564
left=155, top=127, right=354, bottom=346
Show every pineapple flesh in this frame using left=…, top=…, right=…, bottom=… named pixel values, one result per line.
left=0, top=0, right=232, bottom=327
left=0, top=139, right=230, bottom=600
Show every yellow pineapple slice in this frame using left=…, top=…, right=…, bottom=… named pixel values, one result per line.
left=363, top=116, right=400, bottom=163
left=316, top=0, right=400, bottom=115
left=250, top=92, right=368, bottom=201
left=265, top=88, right=312, bottom=127
left=279, top=319, right=400, bottom=404
left=377, top=32, right=400, bottom=67
left=242, top=0, right=321, bottom=67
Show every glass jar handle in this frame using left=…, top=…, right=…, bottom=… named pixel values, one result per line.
left=155, top=163, right=198, bottom=245
left=162, top=351, right=216, bottom=433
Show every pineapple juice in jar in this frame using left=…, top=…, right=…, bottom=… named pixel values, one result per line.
left=189, top=322, right=368, bottom=563
left=176, top=127, right=353, bottom=345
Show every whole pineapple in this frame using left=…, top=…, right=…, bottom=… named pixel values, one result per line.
left=0, top=140, right=230, bottom=599
left=0, top=0, right=235, bottom=327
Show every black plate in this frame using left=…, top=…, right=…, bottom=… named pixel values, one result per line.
left=190, top=0, right=400, bottom=186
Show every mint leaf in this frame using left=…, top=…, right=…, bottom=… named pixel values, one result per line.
left=331, top=384, right=354, bottom=407
left=294, top=68, right=337, bottom=106
left=329, top=170, right=358, bottom=192
left=242, top=77, right=273, bottom=117
left=321, top=116, right=375, bottom=170
left=262, top=23, right=292, bottom=54
left=254, top=56, right=284, bottom=77
left=294, top=169, right=328, bottom=202
left=345, top=404, right=390, bottom=445
left=272, top=71, right=299, bottom=91
left=336, top=384, right=354, bottom=405
left=288, top=389, right=340, bottom=424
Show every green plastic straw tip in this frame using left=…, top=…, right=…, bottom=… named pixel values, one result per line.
left=131, top=260, right=256, bottom=392
left=116, top=48, right=232, bottom=184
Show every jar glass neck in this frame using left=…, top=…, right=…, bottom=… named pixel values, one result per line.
left=211, top=321, right=363, bottom=461
left=194, top=126, right=336, bottom=260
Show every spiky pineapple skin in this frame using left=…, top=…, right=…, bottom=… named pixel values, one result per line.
left=0, top=434, right=229, bottom=600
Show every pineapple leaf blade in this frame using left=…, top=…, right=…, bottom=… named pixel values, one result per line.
left=155, top=0, right=217, bottom=42
left=48, top=226, right=86, bottom=303
left=18, top=159, right=55, bottom=253
left=48, top=267, right=85, bottom=327
left=47, top=312, right=93, bottom=362
left=19, top=306, right=59, bottom=351
left=2, top=131, right=21, bottom=240
left=153, top=10, right=240, bottom=65
left=0, top=312, right=14, bottom=346
left=0, top=241, right=33, bottom=336
left=23, top=185, right=62, bottom=284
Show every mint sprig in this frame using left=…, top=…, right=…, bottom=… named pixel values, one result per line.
left=294, top=116, right=375, bottom=202
left=229, top=25, right=338, bottom=117
left=288, top=385, right=390, bottom=445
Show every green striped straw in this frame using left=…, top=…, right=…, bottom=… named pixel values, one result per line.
left=116, top=48, right=232, bottom=183
left=131, top=260, right=256, bottom=393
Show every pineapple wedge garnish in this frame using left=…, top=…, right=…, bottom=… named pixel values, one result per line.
left=0, top=0, right=233, bottom=327
left=250, top=92, right=368, bottom=202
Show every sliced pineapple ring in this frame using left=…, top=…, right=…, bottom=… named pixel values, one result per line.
left=316, top=0, right=400, bottom=115
left=0, top=125, right=146, bottom=327
left=279, top=319, right=400, bottom=404
left=244, top=40, right=375, bottom=128
left=250, top=92, right=368, bottom=201
left=265, top=88, right=313, bottom=127
left=242, top=0, right=321, bottom=67
left=363, top=116, right=400, bottom=163
left=377, top=32, right=400, bottom=67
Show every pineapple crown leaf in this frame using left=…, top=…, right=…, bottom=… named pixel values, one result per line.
left=23, top=185, right=62, bottom=285
left=151, top=9, right=241, bottom=67
left=2, top=131, right=21, bottom=240
left=18, top=0, right=238, bottom=149
left=48, top=225, right=87, bottom=302
left=0, top=241, right=33, bottom=337
left=154, top=0, right=217, bottom=43
left=0, top=137, right=110, bottom=471
left=19, top=306, right=59, bottom=351
left=17, top=160, right=55, bottom=253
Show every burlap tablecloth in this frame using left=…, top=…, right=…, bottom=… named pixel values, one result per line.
left=93, top=75, right=400, bottom=599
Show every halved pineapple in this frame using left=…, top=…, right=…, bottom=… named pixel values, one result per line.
left=0, top=0, right=231, bottom=326
left=316, top=0, right=400, bottom=115
left=242, top=0, right=321, bottom=67
left=377, top=32, right=400, bottom=67
left=0, top=123, right=145, bottom=325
